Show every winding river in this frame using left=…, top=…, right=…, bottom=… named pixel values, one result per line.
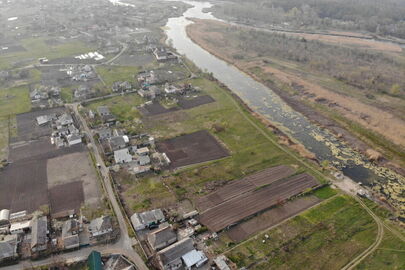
left=109, top=0, right=404, bottom=210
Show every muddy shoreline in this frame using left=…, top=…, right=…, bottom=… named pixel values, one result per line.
left=185, top=22, right=405, bottom=177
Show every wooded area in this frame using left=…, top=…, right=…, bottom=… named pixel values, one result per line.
left=213, top=25, right=404, bottom=97
left=211, top=0, right=405, bottom=39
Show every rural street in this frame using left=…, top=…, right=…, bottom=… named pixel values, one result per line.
left=69, top=103, right=148, bottom=270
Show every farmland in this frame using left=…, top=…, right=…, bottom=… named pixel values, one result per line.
left=225, top=195, right=378, bottom=270
left=199, top=173, right=319, bottom=232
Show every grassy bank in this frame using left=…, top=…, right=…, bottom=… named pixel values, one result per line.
left=225, top=195, right=378, bottom=270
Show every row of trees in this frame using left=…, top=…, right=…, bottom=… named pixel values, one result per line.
left=213, top=0, right=405, bottom=39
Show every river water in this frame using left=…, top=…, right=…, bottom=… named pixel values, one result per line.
left=108, top=0, right=404, bottom=206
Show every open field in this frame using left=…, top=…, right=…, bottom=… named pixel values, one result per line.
left=47, top=151, right=102, bottom=208
left=199, top=173, right=318, bottom=232
left=156, top=130, right=230, bottom=169
left=95, top=65, right=139, bottom=88
left=225, top=195, right=378, bottom=270
left=0, top=85, right=31, bottom=117
left=197, top=165, right=295, bottom=211
left=0, top=37, right=93, bottom=69
left=227, top=195, right=321, bottom=242
left=49, top=181, right=85, bottom=218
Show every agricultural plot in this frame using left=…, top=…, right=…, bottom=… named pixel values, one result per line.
left=139, top=102, right=179, bottom=116
left=227, top=195, right=321, bottom=242
left=10, top=107, right=65, bottom=143
left=197, top=165, right=295, bottom=211
left=156, top=130, right=230, bottom=168
left=49, top=181, right=85, bottom=218
left=177, top=95, right=215, bottom=109
left=225, top=196, right=378, bottom=270
left=199, top=173, right=319, bottom=232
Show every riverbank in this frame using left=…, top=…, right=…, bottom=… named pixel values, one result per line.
left=186, top=19, right=405, bottom=173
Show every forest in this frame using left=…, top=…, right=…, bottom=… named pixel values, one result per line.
left=211, top=0, right=405, bottom=39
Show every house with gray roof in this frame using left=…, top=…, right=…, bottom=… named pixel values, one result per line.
left=98, top=128, right=112, bottom=140
left=131, top=209, right=165, bottom=231
left=114, top=148, right=133, bottom=164
left=109, top=136, right=127, bottom=151
left=156, top=237, right=194, bottom=270
left=61, top=219, right=80, bottom=250
left=97, top=106, right=111, bottom=116
left=0, top=234, right=18, bottom=263
left=147, top=225, right=177, bottom=251
left=89, top=216, right=113, bottom=239
left=31, top=216, right=48, bottom=253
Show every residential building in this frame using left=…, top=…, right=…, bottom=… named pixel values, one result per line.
left=61, top=219, right=80, bottom=250
left=182, top=249, right=208, bottom=269
left=109, top=136, right=128, bottom=151
left=156, top=237, right=194, bottom=270
left=9, top=220, right=31, bottom=235
left=137, top=155, right=151, bottom=166
left=98, top=128, right=112, bottom=140
left=31, top=216, right=48, bottom=253
left=88, top=216, right=113, bottom=239
left=114, top=148, right=132, bottom=164
left=0, top=209, right=10, bottom=226
left=88, top=250, right=102, bottom=270
left=0, top=234, right=18, bottom=263
left=213, top=255, right=231, bottom=270
left=131, top=209, right=165, bottom=231
left=147, top=225, right=177, bottom=251
left=67, top=134, right=82, bottom=146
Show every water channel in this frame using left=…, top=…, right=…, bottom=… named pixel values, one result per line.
left=109, top=0, right=404, bottom=202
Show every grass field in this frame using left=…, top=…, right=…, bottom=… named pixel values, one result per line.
left=0, top=85, right=31, bottom=117
left=225, top=195, right=378, bottom=270
left=95, top=65, right=140, bottom=88
left=0, top=38, right=93, bottom=69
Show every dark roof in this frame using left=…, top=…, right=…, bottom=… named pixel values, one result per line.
left=31, top=216, right=47, bottom=249
left=88, top=250, right=102, bottom=270
left=147, top=226, right=177, bottom=250
left=158, top=237, right=194, bottom=265
left=109, top=136, right=126, bottom=150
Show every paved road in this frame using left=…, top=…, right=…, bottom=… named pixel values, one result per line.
left=70, top=103, right=148, bottom=270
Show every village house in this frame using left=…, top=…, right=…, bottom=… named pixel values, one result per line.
left=88, top=216, right=113, bottom=239
left=131, top=209, right=165, bottom=231
left=112, top=81, right=132, bottom=92
left=153, top=47, right=177, bottom=62
left=0, top=234, right=18, bottom=264
left=156, top=237, right=194, bottom=270
left=61, top=219, right=80, bottom=250
left=109, top=136, right=129, bottom=151
left=147, top=225, right=177, bottom=251
left=97, top=128, right=112, bottom=140
left=31, top=216, right=48, bottom=253
left=114, top=148, right=133, bottom=164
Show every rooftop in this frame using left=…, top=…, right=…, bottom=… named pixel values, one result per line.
left=157, top=237, right=194, bottom=265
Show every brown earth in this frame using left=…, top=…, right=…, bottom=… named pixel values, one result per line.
left=197, top=165, right=295, bottom=212
left=186, top=19, right=405, bottom=150
left=227, top=195, right=321, bottom=242
left=198, top=173, right=319, bottom=232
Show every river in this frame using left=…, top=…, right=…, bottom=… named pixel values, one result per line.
left=108, top=0, right=404, bottom=210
